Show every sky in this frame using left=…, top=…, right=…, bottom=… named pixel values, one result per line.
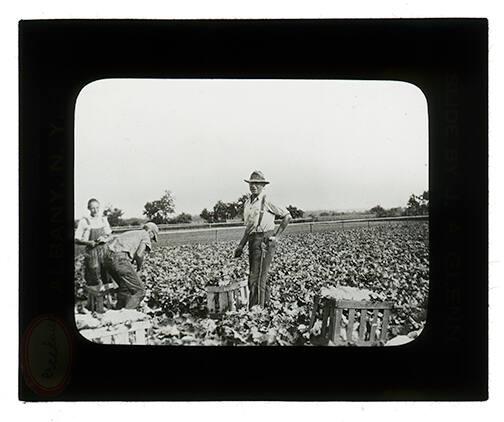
left=75, top=79, right=428, bottom=218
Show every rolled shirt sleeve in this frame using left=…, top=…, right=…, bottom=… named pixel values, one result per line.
left=75, top=218, right=89, bottom=241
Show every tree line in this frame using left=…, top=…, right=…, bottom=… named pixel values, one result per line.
left=199, top=196, right=305, bottom=223
left=369, top=191, right=429, bottom=218
left=74, top=190, right=191, bottom=228
left=78, top=190, right=304, bottom=227
left=76, top=190, right=428, bottom=228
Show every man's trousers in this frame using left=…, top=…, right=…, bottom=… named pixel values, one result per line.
left=83, top=245, right=108, bottom=287
left=248, top=231, right=276, bottom=308
left=102, top=248, right=146, bottom=309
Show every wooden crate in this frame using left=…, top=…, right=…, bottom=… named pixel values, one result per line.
left=309, top=295, right=393, bottom=346
left=80, top=320, right=151, bottom=345
left=206, top=280, right=249, bottom=315
left=85, top=283, right=117, bottom=313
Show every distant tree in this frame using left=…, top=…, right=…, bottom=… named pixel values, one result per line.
left=213, top=200, right=229, bottom=222
left=370, top=205, right=386, bottom=217
left=226, top=202, right=239, bottom=220
left=103, top=205, right=124, bottom=226
left=320, top=211, right=330, bottom=217
left=143, top=190, right=175, bottom=224
left=420, top=191, right=429, bottom=213
left=386, top=207, right=404, bottom=217
left=121, top=217, right=147, bottom=226
left=200, top=208, right=214, bottom=223
left=405, top=195, right=419, bottom=216
left=405, top=191, right=429, bottom=216
left=206, top=200, right=244, bottom=222
left=307, top=214, right=319, bottom=222
left=370, top=205, right=407, bottom=218
left=286, top=205, right=304, bottom=219
left=169, top=213, right=193, bottom=224
left=202, top=193, right=283, bottom=223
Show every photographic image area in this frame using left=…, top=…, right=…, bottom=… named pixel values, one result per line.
left=74, top=79, right=429, bottom=346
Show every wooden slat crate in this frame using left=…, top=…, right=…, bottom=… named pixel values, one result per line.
left=85, top=283, right=117, bottom=313
left=206, top=280, right=249, bottom=315
left=309, top=295, right=393, bottom=346
left=80, top=320, right=151, bottom=345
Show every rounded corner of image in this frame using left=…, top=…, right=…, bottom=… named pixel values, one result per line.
left=74, top=78, right=114, bottom=110
left=398, top=80, right=429, bottom=111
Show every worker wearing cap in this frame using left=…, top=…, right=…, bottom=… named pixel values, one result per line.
left=234, top=171, right=292, bottom=308
left=100, top=222, right=160, bottom=309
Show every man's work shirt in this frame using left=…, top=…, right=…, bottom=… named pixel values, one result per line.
left=243, top=191, right=290, bottom=233
left=74, top=215, right=112, bottom=241
left=106, top=230, right=152, bottom=260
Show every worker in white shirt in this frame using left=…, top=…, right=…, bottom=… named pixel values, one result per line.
left=75, top=198, right=113, bottom=287
left=234, top=171, right=292, bottom=308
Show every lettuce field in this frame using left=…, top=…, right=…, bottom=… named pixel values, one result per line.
left=75, top=221, right=429, bottom=346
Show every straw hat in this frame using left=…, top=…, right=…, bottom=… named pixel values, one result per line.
left=244, top=170, right=270, bottom=184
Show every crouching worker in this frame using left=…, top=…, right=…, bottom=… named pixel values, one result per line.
left=100, top=222, right=159, bottom=309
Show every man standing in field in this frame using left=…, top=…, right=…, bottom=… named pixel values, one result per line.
left=100, top=222, right=159, bottom=309
left=234, top=171, right=292, bottom=308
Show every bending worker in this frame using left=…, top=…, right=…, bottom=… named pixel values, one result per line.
left=234, top=171, right=292, bottom=308
left=100, top=222, right=159, bottom=309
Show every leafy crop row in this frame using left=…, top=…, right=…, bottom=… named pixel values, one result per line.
left=75, top=222, right=429, bottom=345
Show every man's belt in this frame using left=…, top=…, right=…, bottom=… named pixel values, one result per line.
left=249, top=230, right=274, bottom=237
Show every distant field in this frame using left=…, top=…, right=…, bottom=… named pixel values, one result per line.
left=75, top=216, right=427, bottom=253
left=313, top=212, right=375, bottom=222
left=153, top=217, right=423, bottom=247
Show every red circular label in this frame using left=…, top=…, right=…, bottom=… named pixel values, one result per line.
left=22, top=315, right=72, bottom=397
